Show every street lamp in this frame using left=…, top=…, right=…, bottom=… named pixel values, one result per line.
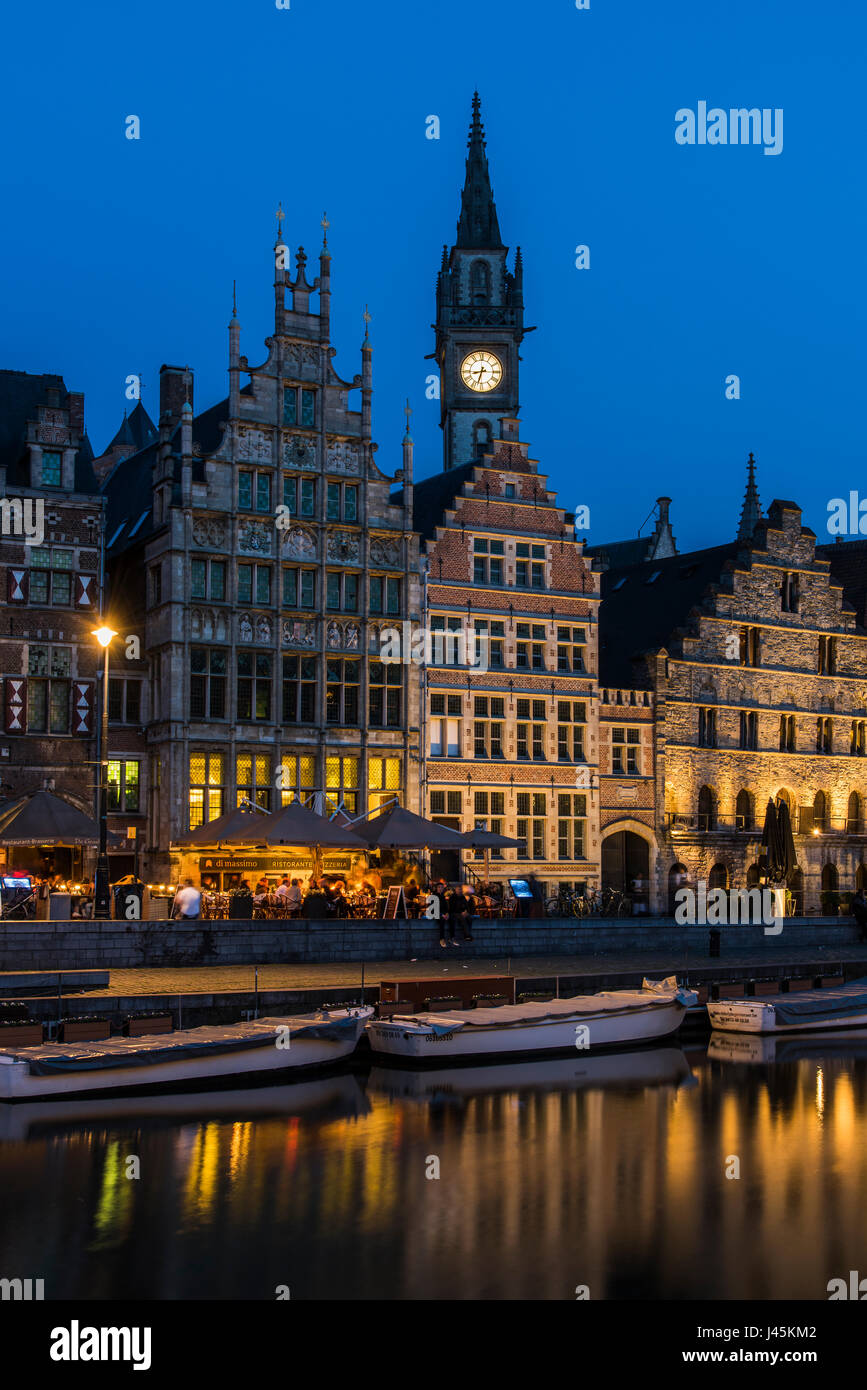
left=92, top=625, right=117, bottom=919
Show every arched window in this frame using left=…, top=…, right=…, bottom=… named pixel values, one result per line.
left=735, top=790, right=753, bottom=830
left=847, top=791, right=863, bottom=832
left=775, top=788, right=792, bottom=809
left=708, top=862, right=728, bottom=890
left=857, top=863, right=867, bottom=892
left=813, top=790, right=828, bottom=832
left=697, top=785, right=716, bottom=831
left=471, top=259, right=491, bottom=306
left=472, top=419, right=492, bottom=454
left=746, top=862, right=761, bottom=887
left=821, top=863, right=839, bottom=892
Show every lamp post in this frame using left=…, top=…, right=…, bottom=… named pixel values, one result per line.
left=92, top=625, right=117, bottom=919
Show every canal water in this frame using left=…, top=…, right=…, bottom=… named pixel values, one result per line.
left=1, top=1036, right=866, bottom=1300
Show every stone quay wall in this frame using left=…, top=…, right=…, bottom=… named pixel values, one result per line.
left=0, top=916, right=858, bottom=970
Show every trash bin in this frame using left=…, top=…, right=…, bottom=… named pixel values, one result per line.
left=113, top=881, right=145, bottom=921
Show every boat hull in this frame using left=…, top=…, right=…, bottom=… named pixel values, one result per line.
left=366, top=1000, right=688, bottom=1062
left=707, top=1001, right=867, bottom=1035
left=0, top=1009, right=373, bottom=1102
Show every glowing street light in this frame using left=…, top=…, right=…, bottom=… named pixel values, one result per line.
left=92, top=625, right=118, bottom=918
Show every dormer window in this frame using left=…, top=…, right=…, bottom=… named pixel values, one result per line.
left=41, top=451, right=61, bottom=487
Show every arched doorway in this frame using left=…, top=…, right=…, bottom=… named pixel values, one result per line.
left=822, top=863, right=838, bottom=891
left=668, top=862, right=688, bottom=914
left=746, top=861, right=761, bottom=887
left=736, top=790, right=753, bottom=830
left=857, top=863, right=867, bottom=892
left=602, top=831, right=650, bottom=898
left=848, top=791, right=863, bottom=832
left=697, top=786, right=716, bottom=831
left=708, top=863, right=728, bottom=890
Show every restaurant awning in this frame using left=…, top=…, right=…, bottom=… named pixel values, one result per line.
left=460, top=827, right=524, bottom=850
left=0, top=790, right=123, bottom=847
left=174, top=807, right=271, bottom=848
left=352, top=804, right=468, bottom=850
left=241, top=799, right=368, bottom=851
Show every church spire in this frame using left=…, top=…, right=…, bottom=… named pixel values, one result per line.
left=456, top=92, right=503, bottom=249
left=738, top=451, right=763, bottom=540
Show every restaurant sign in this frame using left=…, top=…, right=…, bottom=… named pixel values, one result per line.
left=198, top=856, right=353, bottom=872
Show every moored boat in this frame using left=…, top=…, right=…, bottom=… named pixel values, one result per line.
left=707, top=979, right=867, bottom=1036
left=365, top=976, right=696, bottom=1063
left=0, top=1007, right=373, bottom=1102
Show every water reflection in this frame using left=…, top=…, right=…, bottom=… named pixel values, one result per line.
left=2, top=1042, right=867, bottom=1299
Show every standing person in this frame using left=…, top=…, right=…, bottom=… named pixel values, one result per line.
left=286, top=878, right=303, bottom=917
left=434, top=879, right=452, bottom=948
left=172, top=879, right=202, bottom=920
left=458, top=884, right=476, bottom=941
left=404, top=879, right=421, bottom=918
left=446, top=886, right=469, bottom=946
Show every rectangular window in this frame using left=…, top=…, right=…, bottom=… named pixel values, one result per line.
left=301, top=390, right=315, bottom=427
left=190, top=648, right=227, bottom=720
left=237, top=651, right=271, bottom=721
left=283, top=568, right=315, bottom=608
left=191, top=558, right=207, bottom=599
left=325, top=754, right=360, bottom=815
left=41, top=451, right=62, bottom=486
left=283, top=387, right=297, bottom=426
left=256, top=473, right=271, bottom=513
left=369, top=661, right=402, bottom=727
left=327, top=572, right=359, bottom=613
left=236, top=751, right=272, bottom=811
left=282, top=654, right=317, bottom=723
left=326, top=658, right=360, bottom=725
left=238, top=473, right=253, bottom=510
left=612, top=726, right=641, bottom=772
left=557, top=793, right=587, bottom=860
left=277, top=752, right=316, bottom=806
left=697, top=709, right=717, bottom=750
left=107, top=759, right=140, bottom=812
left=369, top=755, right=402, bottom=814
left=188, top=752, right=224, bottom=829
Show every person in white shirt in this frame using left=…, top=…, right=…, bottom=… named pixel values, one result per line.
left=173, top=880, right=202, bottom=920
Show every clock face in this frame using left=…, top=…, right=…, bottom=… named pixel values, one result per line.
left=461, top=350, right=503, bottom=393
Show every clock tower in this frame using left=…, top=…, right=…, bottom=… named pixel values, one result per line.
left=434, top=93, right=531, bottom=471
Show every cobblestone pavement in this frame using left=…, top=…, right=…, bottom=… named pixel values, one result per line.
left=62, top=940, right=867, bottom=996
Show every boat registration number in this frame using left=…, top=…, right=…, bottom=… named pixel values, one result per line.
left=425, top=1033, right=455, bottom=1043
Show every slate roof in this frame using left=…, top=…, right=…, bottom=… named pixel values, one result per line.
left=104, top=401, right=157, bottom=456
left=817, top=537, right=867, bottom=629
left=585, top=535, right=655, bottom=568
left=598, top=542, right=742, bottom=687
left=0, top=369, right=98, bottom=493
left=391, top=461, right=477, bottom=539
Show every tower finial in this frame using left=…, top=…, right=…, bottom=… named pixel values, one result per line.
left=275, top=201, right=285, bottom=242
left=232, top=279, right=237, bottom=318
left=321, top=210, right=330, bottom=248
left=403, top=398, right=413, bottom=440
left=737, top=451, right=763, bottom=541
left=456, top=91, right=502, bottom=248
left=363, top=303, right=371, bottom=344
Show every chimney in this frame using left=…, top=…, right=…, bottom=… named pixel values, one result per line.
left=67, top=392, right=85, bottom=440
left=656, top=497, right=671, bottom=526
left=159, top=365, right=193, bottom=437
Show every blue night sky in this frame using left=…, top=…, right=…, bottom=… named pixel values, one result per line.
left=2, top=0, right=864, bottom=553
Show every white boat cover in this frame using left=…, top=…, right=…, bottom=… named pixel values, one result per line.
left=398, top=980, right=688, bottom=1033
left=0, top=1012, right=365, bottom=1077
